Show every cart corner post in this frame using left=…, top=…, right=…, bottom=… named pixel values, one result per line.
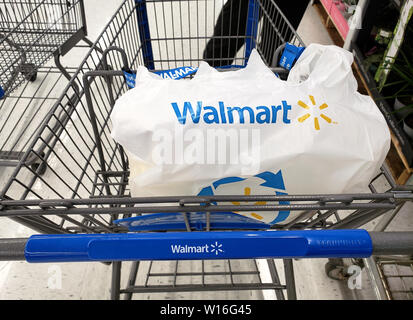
left=135, top=0, right=155, bottom=70
left=245, top=0, right=260, bottom=65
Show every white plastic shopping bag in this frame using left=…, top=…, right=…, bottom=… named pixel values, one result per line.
left=110, top=44, right=390, bottom=225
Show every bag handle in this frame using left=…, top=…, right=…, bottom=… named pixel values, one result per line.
left=288, top=44, right=358, bottom=94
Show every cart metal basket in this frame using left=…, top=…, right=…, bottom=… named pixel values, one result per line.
left=0, top=0, right=413, bottom=300
left=0, top=0, right=94, bottom=170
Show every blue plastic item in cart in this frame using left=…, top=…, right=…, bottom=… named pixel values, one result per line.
left=0, top=86, right=4, bottom=99
left=114, top=211, right=271, bottom=232
left=279, top=43, right=305, bottom=70
left=122, top=66, right=198, bottom=88
left=122, top=65, right=249, bottom=89
left=122, top=69, right=136, bottom=89
left=156, top=66, right=198, bottom=80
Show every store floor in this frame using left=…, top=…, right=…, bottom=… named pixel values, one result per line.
left=0, top=1, right=411, bottom=300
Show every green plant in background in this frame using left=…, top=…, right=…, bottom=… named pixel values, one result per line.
left=380, top=47, right=413, bottom=118
left=361, top=1, right=401, bottom=76
left=375, top=0, right=413, bottom=89
left=378, top=47, right=413, bottom=141
left=363, top=52, right=386, bottom=75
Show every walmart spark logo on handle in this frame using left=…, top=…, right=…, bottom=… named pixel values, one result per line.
left=170, top=242, right=224, bottom=256
left=297, top=95, right=337, bottom=130
left=210, top=242, right=224, bottom=255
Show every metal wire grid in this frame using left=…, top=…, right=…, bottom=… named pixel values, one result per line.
left=116, top=259, right=293, bottom=299
left=0, top=0, right=145, bottom=234
left=0, top=0, right=78, bottom=29
left=374, top=256, right=413, bottom=300
left=141, top=0, right=302, bottom=70
left=0, top=65, right=81, bottom=165
left=0, top=0, right=93, bottom=171
left=0, top=0, right=85, bottom=96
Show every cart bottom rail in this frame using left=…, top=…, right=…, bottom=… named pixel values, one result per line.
left=1, top=230, right=412, bottom=263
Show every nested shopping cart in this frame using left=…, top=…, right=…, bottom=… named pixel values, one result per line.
left=0, top=0, right=413, bottom=300
left=0, top=0, right=98, bottom=175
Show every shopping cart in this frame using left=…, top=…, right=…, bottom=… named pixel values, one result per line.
left=0, top=0, right=96, bottom=172
left=0, top=0, right=412, bottom=300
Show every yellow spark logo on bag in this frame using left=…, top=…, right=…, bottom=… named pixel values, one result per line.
left=231, top=187, right=266, bottom=221
left=297, top=95, right=337, bottom=130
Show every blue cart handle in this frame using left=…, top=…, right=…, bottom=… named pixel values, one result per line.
left=1, top=230, right=412, bottom=263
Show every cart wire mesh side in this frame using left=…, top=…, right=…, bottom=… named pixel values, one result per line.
left=0, top=0, right=93, bottom=170
left=0, top=0, right=413, bottom=300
